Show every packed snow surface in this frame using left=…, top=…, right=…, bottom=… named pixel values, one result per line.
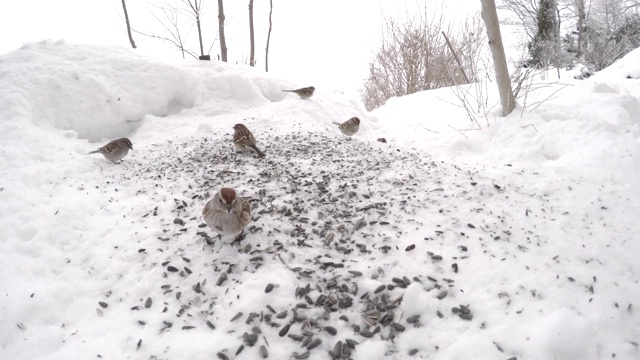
left=1, top=40, right=639, bottom=360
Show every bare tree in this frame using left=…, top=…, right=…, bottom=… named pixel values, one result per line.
left=248, top=0, right=256, bottom=66
left=121, top=0, right=136, bottom=48
left=481, top=0, right=516, bottom=116
left=265, top=0, right=273, bottom=71
left=218, top=0, right=228, bottom=61
left=132, top=4, right=198, bottom=59
left=183, top=0, right=205, bottom=58
left=360, top=10, right=485, bottom=111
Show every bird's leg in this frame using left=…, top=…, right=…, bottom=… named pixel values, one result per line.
left=231, top=229, right=247, bottom=245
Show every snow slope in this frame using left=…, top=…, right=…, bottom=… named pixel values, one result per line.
left=0, top=41, right=639, bottom=360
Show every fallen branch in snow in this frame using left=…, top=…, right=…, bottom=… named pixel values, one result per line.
left=418, top=125, right=439, bottom=134
left=277, top=253, right=297, bottom=274
left=448, top=125, right=468, bottom=138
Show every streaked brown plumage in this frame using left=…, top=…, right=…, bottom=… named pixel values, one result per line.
left=202, top=187, right=251, bottom=243
left=282, top=86, right=315, bottom=99
left=87, top=138, right=133, bottom=163
left=233, top=124, right=265, bottom=158
left=334, top=117, right=360, bottom=139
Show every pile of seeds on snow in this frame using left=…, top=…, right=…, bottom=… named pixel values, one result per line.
left=94, top=131, right=543, bottom=359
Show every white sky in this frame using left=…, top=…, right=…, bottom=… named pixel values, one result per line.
left=0, top=0, right=481, bottom=97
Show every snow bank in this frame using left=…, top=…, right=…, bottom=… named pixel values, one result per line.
left=0, top=40, right=292, bottom=143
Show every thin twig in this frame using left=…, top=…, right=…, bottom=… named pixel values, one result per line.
left=448, top=125, right=468, bottom=138
left=418, top=124, right=439, bottom=133
left=521, top=124, right=538, bottom=132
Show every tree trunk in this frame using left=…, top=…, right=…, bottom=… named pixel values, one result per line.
left=195, top=5, right=204, bottom=56
left=480, top=0, right=516, bottom=117
left=121, top=0, right=136, bottom=49
left=218, top=0, right=228, bottom=62
left=265, top=0, right=273, bottom=72
left=576, top=0, right=585, bottom=59
left=248, top=0, right=256, bottom=66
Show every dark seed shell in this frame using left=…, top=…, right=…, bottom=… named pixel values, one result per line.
left=406, top=315, right=420, bottom=324
left=265, top=283, right=274, bottom=293
left=279, top=323, right=291, bottom=337
left=98, top=301, right=108, bottom=308
left=374, top=285, right=386, bottom=294
left=235, top=345, right=245, bottom=356
left=259, top=345, right=269, bottom=358
left=231, top=312, right=243, bottom=322
left=306, top=338, right=322, bottom=350
left=216, top=352, right=229, bottom=360
left=144, top=297, right=152, bottom=308
left=324, top=326, right=337, bottom=336
left=345, top=338, right=359, bottom=349
left=206, top=320, right=216, bottom=329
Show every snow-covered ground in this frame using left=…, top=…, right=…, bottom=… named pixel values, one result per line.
left=1, top=40, right=639, bottom=360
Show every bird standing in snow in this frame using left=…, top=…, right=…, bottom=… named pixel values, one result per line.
left=334, top=117, right=360, bottom=139
left=87, top=138, right=133, bottom=163
left=202, top=187, right=251, bottom=244
left=282, top=86, right=315, bottom=99
left=233, top=124, right=266, bottom=157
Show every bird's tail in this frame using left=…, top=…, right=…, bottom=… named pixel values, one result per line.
left=282, top=90, right=293, bottom=93
left=87, top=150, right=101, bottom=155
left=250, top=145, right=266, bottom=158
left=332, top=122, right=341, bottom=126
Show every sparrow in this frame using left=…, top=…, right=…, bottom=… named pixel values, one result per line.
left=282, top=86, right=315, bottom=99
left=87, top=138, right=133, bottom=163
left=202, top=187, right=252, bottom=244
left=233, top=124, right=265, bottom=157
left=333, top=117, right=360, bottom=139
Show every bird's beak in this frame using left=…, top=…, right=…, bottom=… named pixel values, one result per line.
left=226, top=204, right=233, bottom=214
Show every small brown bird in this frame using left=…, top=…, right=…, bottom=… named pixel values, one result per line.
left=282, top=86, right=315, bottom=99
left=202, top=187, right=252, bottom=244
left=334, top=117, right=360, bottom=139
left=87, top=138, right=133, bottom=163
left=233, top=124, right=265, bottom=157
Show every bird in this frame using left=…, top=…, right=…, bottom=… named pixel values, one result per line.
left=87, top=138, right=133, bottom=163
left=282, top=86, right=315, bottom=99
left=334, top=117, right=360, bottom=139
left=233, top=124, right=266, bottom=158
left=202, top=187, right=251, bottom=244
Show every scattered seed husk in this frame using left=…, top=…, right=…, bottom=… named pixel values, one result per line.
left=231, top=312, right=243, bottom=322
left=259, top=345, right=269, bottom=358
left=244, top=333, right=258, bottom=346
left=216, top=352, right=229, bottom=360
left=98, top=301, right=108, bottom=308
left=292, top=351, right=310, bottom=359
left=265, top=283, right=275, bottom=293
left=306, top=338, right=322, bottom=350
left=144, top=297, right=152, bottom=308
left=279, top=323, right=291, bottom=337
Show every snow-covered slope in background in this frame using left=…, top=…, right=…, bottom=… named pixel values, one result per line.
left=0, top=41, right=639, bottom=360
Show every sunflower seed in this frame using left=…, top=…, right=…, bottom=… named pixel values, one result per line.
left=230, top=312, right=243, bottom=322
left=244, top=333, right=258, bottom=346
left=265, top=283, right=275, bottom=293
left=279, top=323, right=291, bottom=337
left=292, top=351, right=310, bottom=359
left=259, top=345, right=269, bottom=358
left=144, top=297, right=152, bottom=308
left=216, top=352, right=229, bottom=360
left=306, top=338, right=322, bottom=350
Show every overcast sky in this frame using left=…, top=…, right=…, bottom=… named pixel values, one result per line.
left=0, top=0, right=482, bottom=97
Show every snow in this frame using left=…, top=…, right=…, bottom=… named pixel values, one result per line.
left=1, top=41, right=639, bottom=360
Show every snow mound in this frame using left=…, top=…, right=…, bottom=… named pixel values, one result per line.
left=0, top=40, right=289, bottom=142
left=592, top=46, right=640, bottom=80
